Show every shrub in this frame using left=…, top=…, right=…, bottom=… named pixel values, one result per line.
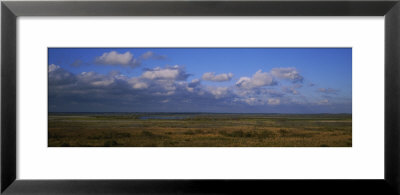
left=115, top=132, right=131, bottom=138
left=141, top=130, right=155, bottom=137
left=229, top=130, right=256, bottom=138
left=279, top=129, right=288, bottom=137
left=218, top=130, right=227, bottom=136
left=194, top=129, right=205, bottom=134
left=87, top=135, right=102, bottom=140
left=103, top=140, right=118, bottom=147
left=230, top=130, right=245, bottom=137
left=102, top=132, right=113, bottom=139
left=258, top=130, right=274, bottom=138
left=184, top=130, right=195, bottom=135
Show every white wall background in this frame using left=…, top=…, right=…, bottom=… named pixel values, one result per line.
left=17, top=17, right=384, bottom=179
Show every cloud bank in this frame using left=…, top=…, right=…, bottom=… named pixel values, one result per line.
left=236, top=70, right=276, bottom=89
left=202, top=72, right=233, bottom=82
left=94, top=51, right=166, bottom=68
left=49, top=64, right=350, bottom=113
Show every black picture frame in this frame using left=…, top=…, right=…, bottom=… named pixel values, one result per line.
left=2, top=0, right=400, bottom=194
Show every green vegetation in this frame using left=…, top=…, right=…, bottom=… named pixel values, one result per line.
left=48, top=113, right=352, bottom=147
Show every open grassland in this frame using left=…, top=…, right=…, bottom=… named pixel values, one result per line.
left=48, top=113, right=352, bottom=147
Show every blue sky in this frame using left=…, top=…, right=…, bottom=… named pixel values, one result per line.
left=48, top=48, right=351, bottom=113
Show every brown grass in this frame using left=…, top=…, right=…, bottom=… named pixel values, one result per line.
left=48, top=113, right=352, bottom=147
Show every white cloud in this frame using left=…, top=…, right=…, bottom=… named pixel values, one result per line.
left=317, top=99, right=330, bottom=105
left=207, top=87, right=229, bottom=99
left=48, top=64, right=76, bottom=85
left=95, top=51, right=140, bottom=67
left=125, top=78, right=147, bottom=89
left=125, top=66, right=190, bottom=93
left=140, top=51, right=166, bottom=60
left=155, top=80, right=177, bottom=92
left=282, top=84, right=302, bottom=95
left=202, top=72, right=233, bottom=82
left=142, top=68, right=179, bottom=80
left=49, top=64, right=60, bottom=72
left=283, top=87, right=299, bottom=95
left=188, top=79, right=200, bottom=87
left=72, top=70, right=136, bottom=88
left=140, top=51, right=154, bottom=59
left=154, top=91, right=175, bottom=96
left=141, top=65, right=189, bottom=81
left=186, top=87, right=195, bottom=93
left=235, top=88, right=284, bottom=99
left=91, top=80, right=114, bottom=87
left=271, top=67, right=303, bottom=83
left=318, top=88, right=338, bottom=94
left=244, top=97, right=260, bottom=105
left=236, top=70, right=275, bottom=89
left=133, top=82, right=148, bottom=89
left=78, top=71, right=116, bottom=87
left=236, top=97, right=280, bottom=106
left=187, top=79, right=201, bottom=92
left=267, top=98, right=281, bottom=105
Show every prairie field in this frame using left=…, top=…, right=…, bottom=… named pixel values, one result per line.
left=48, top=113, right=352, bottom=147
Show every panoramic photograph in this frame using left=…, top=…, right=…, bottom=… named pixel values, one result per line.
left=48, top=48, right=352, bottom=147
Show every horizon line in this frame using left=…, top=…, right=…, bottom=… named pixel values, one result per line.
left=48, top=111, right=352, bottom=115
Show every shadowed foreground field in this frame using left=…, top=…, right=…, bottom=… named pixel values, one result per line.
left=48, top=113, right=352, bottom=147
